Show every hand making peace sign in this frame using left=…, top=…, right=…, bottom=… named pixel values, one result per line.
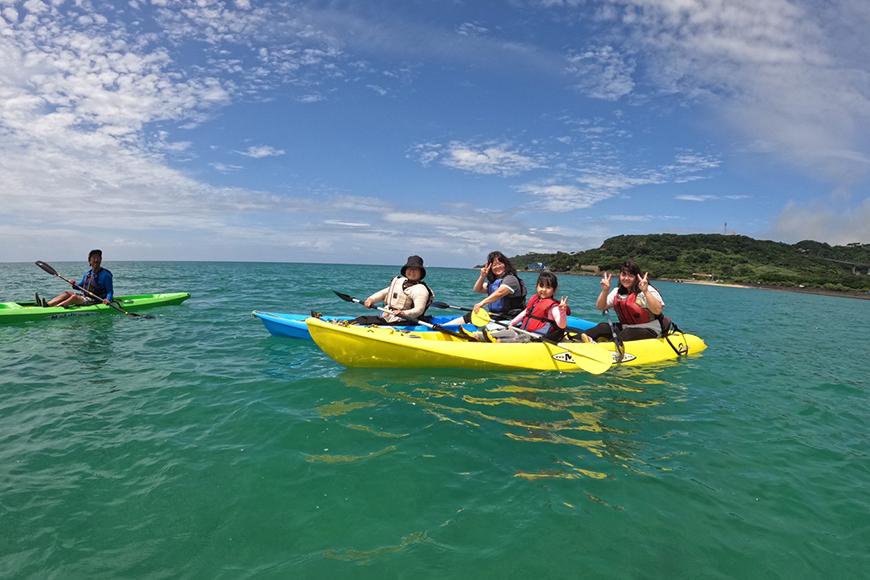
left=638, top=272, right=650, bottom=292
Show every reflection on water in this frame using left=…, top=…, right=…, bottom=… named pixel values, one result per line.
left=322, top=530, right=431, bottom=563
left=324, top=367, right=687, bottom=482
left=71, top=319, right=116, bottom=376
left=305, top=444, right=397, bottom=464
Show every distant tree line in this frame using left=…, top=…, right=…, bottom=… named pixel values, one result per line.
left=511, top=234, right=870, bottom=292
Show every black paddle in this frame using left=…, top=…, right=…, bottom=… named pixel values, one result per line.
left=602, top=309, right=626, bottom=363
left=35, top=260, right=152, bottom=319
left=332, top=290, right=477, bottom=342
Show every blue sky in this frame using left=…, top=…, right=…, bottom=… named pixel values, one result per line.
left=1, top=0, right=868, bottom=266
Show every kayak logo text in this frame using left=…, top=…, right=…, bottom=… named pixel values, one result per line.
left=551, top=352, right=575, bottom=364
left=612, top=352, right=637, bottom=363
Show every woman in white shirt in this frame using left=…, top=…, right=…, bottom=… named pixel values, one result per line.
left=580, top=260, right=667, bottom=343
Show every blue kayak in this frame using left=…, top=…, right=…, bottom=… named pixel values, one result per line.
left=252, top=310, right=595, bottom=341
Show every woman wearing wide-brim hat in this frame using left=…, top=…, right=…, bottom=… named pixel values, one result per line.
left=353, top=255, right=435, bottom=325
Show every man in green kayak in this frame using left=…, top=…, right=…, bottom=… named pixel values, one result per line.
left=38, top=249, right=114, bottom=307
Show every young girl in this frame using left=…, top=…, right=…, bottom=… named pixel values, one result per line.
left=488, top=272, right=569, bottom=342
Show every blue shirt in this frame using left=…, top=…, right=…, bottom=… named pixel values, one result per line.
left=78, top=268, right=113, bottom=301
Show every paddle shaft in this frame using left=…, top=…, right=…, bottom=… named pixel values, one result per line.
left=333, top=291, right=476, bottom=341
left=465, top=305, right=611, bottom=373
left=488, top=316, right=611, bottom=373
left=34, top=260, right=142, bottom=317
left=431, top=300, right=589, bottom=335
left=603, top=309, right=626, bottom=362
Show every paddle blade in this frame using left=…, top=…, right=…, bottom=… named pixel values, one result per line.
left=35, top=260, right=59, bottom=276
left=562, top=343, right=612, bottom=375
left=470, top=308, right=491, bottom=327
left=431, top=301, right=451, bottom=309
left=332, top=290, right=358, bottom=303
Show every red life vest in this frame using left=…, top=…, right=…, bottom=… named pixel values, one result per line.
left=613, top=291, right=654, bottom=324
left=519, top=295, right=564, bottom=334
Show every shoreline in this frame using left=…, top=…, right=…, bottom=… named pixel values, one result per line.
left=677, top=280, right=751, bottom=289
left=670, top=279, right=870, bottom=300
left=521, top=270, right=870, bottom=301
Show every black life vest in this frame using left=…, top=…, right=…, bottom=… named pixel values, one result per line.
left=487, top=276, right=527, bottom=313
left=82, top=268, right=111, bottom=299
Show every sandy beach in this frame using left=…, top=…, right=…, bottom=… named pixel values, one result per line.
left=673, top=279, right=870, bottom=300
left=678, top=280, right=752, bottom=289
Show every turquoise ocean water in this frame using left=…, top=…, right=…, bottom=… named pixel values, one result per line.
left=1, top=261, right=867, bottom=578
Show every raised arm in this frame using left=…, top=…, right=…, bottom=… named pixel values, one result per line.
left=553, top=296, right=568, bottom=329
left=472, top=263, right=491, bottom=294
left=638, top=273, right=663, bottom=315
left=595, top=271, right=612, bottom=311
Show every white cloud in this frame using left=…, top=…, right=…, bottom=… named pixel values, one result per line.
left=329, top=195, right=393, bottom=213
left=444, top=143, right=544, bottom=175
left=773, top=198, right=870, bottom=244
left=605, top=214, right=651, bottom=222
left=674, top=194, right=714, bottom=202
left=211, top=162, right=243, bottom=173
left=517, top=148, right=720, bottom=211
left=565, top=45, right=635, bottom=101
left=517, top=184, right=611, bottom=211
left=407, top=142, right=443, bottom=166
left=411, top=141, right=545, bottom=176
left=324, top=220, right=369, bottom=227
left=457, top=22, right=488, bottom=36
left=366, top=84, right=387, bottom=96
left=595, top=0, right=870, bottom=186
left=239, top=145, right=286, bottom=158
left=674, top=193, right=750, bottom=202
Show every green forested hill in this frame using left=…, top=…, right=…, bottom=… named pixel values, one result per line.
left=512, top=234, right=870, bottom=292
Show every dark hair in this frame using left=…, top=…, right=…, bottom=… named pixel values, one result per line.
left=485, top=250, right=518, bottom=283
left=620, top=260, right=641, bottom=276
left=618, top=260, right=642, bottom=294
left=88, top=249, right=102, bottom=259
left=536, top=271, right=558, bottom=290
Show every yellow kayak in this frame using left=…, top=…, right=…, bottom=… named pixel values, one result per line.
left=306, top=317, right=706, bottom=372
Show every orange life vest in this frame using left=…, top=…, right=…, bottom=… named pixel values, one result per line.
left=613, top=291, right=655, bottom=325
left=519, top=295, right=564, bottom=334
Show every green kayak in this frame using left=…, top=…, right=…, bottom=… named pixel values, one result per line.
left=0, top=293, right=191, bottom=324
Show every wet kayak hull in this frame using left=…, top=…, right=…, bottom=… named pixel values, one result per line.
left=252, top=310, right=596, bottom=340
left=306, top=317, right=706, bottom=370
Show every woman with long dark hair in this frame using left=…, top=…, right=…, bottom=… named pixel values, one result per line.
left=580, top=260, right=666, bottom=343
left=446, top=250, right=527, bottom=325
